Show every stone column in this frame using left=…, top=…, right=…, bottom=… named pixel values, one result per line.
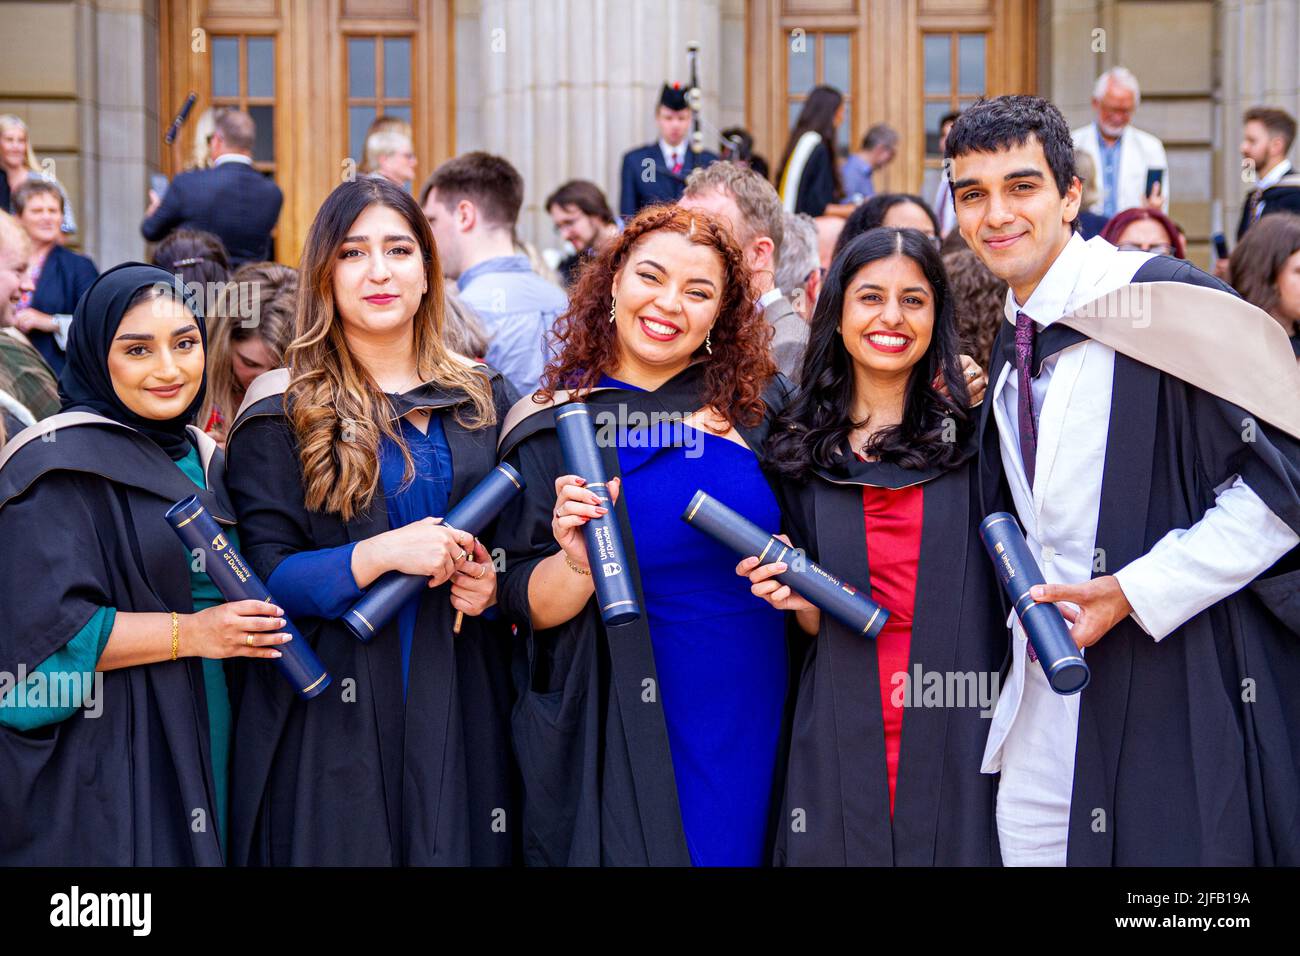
left=85, top=0, right=161, bottom=267
left=457, top=0, right=732, bottom=249
left=1216, top=0, right=1300, bottom=249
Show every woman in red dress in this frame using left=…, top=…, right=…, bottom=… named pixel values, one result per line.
left=740, top=226, right=1005, bottom=865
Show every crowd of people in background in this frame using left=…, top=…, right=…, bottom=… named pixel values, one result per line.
left=0, top=69, right=1298, bottom=870
left=3, top=72, right=1299, bottom=448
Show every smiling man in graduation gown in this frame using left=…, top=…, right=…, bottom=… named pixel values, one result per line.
left=946, top=95, right=1300, bottom=866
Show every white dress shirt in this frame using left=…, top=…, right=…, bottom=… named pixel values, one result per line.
left=1071, top=124, right=1170, bottom=216
left=981, top=233, right=1299, bottom=866
left=659, top=139, right=685, bottom=173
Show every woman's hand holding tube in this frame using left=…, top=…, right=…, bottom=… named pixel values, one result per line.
left=526, top=474, right=623, bottom=630
left=735, top=534, right=821, bottom=635
left=449, top=537, right=497, bottom=615
left=350, top=517, right=475, bottom=589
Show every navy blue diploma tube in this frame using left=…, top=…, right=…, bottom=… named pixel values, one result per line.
left=554, top=404, right=641, bottom=627
left=683, top=490, right=889, bottom=638
left=342, top=462, right=526, bottom=642
left=979, top=512, right=1090, bottom=695
left=165, top=495, right=331, bottom=700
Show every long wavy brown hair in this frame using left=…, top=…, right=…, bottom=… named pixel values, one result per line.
left=287, top=177, right=495, bottom=521
left=540, top=204, right=775, bottom=427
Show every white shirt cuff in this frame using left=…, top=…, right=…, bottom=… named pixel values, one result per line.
left=52, top=314, right=73, bottom=352
left=1113, top=475, right=1299, bottom=641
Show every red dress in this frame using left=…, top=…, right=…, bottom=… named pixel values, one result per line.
left=861, top=483, right=924, bottom=815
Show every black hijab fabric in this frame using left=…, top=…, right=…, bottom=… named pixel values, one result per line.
left=58, top=262, right=207, bottom=460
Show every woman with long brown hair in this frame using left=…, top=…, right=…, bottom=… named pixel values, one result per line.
left=1229, top=211, right=1300, bottom=358
left=223, top=177, right=519, bottom=865
left=200, top=260, right=298, bottom=444
left=494, top=204, right=793, bottom=866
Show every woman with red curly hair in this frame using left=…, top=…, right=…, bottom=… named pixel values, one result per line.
left=494, top=204, right=792, bottom=866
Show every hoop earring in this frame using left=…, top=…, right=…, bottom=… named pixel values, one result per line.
left=705, top=328, right=713, bottom=355
left=609, top=298, right=616, bottom=323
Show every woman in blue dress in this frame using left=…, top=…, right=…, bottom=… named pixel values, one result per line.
left=494, top=203, right=796, bottom=865
left=224, top=178, right=519, bottom=865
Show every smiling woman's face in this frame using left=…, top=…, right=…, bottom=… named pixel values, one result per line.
left=106, top=294, right=205, bottom=420
left=610, top=229, right=725, bottom=379
left=332, top=202, right=427, bottom=341
left=839, top=254, right=935, bottom=381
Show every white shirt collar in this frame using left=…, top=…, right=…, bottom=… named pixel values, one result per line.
left=1003, top=231, right=1091, bottom=329
left=214, top=153, right=254, bottom=166
left=1257, top=158, right=1293, bottom=190
left=659, top=139, right=684, bottom=167
left=758, top=287, right=784, bottom=309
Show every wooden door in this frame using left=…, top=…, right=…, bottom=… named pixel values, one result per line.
left=159, top=0, right=454, bottom=265
left=746, top=0, right=1036, bottom=197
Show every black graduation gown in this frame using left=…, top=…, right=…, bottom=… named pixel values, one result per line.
left=222, top=369, right=520, bottom=866
left=493, top=365, right=798, bottom=866
left=770, top=445, right=1003, bottom=866
left=0, top=414, right=230, bottom=865
left=793, top=142, right=837, bottom=218
left=979, top=256, right=1300, bottom=865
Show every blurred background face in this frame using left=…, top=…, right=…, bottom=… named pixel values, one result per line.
left=1093, top=81, right=1136, bottom=138
left=938, top=119, right=955, bottom=154
left=678, top=187, right=771, bottom=276
left=1115, top=217, right=1173, bottom=255
left=839, top=254, right=935, bottom=381
left=231, top=333, right=276, bottom=392
left=550, top=203, right=601, bottom=251
left=19, top=192, right=62, bottom=246
left=883, top=201, right=937, bottom=239
left=106, top=296, right=204, bottom=420
left=1240, top=120, right=1280, bottom=176
left=422, top=189, right=465, bottom=279
left=332, top=202, right=427, bottom=341
left=0, top=243, right=32, bottom=313
left=1276, top=249, right=1300, bottom=324
left=0, top=126, right=27, bottom=169
left=610, top=230, right=724, bottom=376
left=656, top=106, right=691, bottom=148
left=378, top=138, right=417, bottom=185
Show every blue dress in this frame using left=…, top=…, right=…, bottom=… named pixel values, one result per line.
left=603, top=376, right=788, bottom=866
left=267, top=415, right=453, bottom=694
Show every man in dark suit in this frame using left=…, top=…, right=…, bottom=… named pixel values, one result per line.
left=619, top=84, right=718, bottom=217
left=141, top=108, right=283, bottom=266
left=1236, top=106, right=1300, bottom=241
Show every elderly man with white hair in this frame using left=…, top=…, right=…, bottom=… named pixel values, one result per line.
left=775, top=211, right=822, bottom=322
left=363, top=128, right=418, bottom=189
left=1071, top=67, right=1170, bottom=219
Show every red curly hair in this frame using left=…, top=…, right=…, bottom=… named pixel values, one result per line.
left=539, top=204, right=776, bottom=427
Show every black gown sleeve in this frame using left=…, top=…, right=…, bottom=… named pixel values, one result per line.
left=796, top=144, right=836, bottom=217
left=494, top=431, right=570, bottom=693
left=224, top=413, right=318, bottom=583
left=0, top=473, right=115, bottom=674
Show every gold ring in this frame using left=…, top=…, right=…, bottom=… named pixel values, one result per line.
left=245, top=634, right=255, bottom=647
left=475, top=564, right=487, bottom=579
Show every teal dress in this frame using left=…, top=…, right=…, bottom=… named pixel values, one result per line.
left=0, top=445, right=234, bottom=853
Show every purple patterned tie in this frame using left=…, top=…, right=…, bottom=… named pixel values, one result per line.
left=1014, top=310, right=1038, bottom=488
left=1014, top=310, right=1040, bottom=663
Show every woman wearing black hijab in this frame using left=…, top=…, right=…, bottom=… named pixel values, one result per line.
left=0, top=262, right=290, bottom=865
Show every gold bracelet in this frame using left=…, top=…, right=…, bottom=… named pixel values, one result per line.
left=170, top=611, right=180, bottom=661
left=564, top=553, right=591, bottom=576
